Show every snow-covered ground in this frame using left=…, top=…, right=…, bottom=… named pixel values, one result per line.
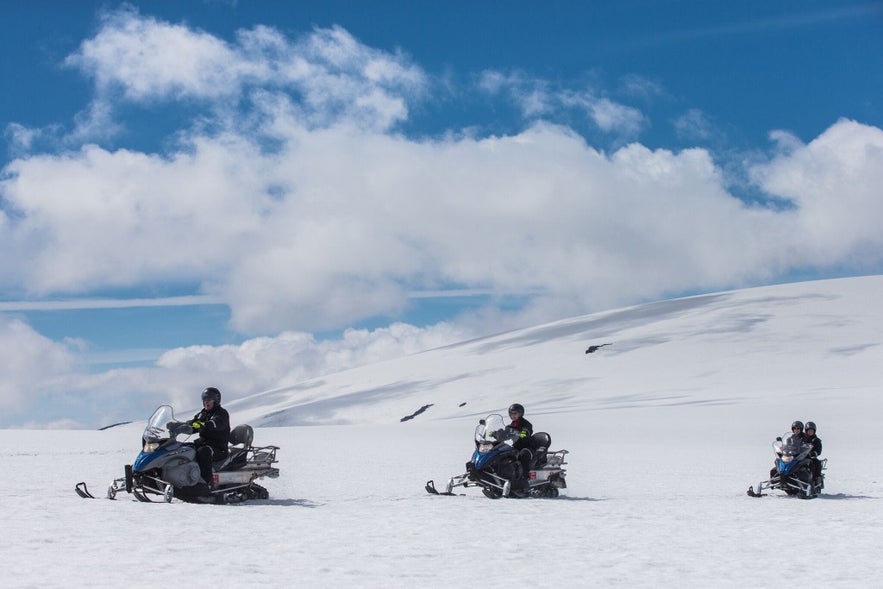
left=2, top=276, right=881, bottom=587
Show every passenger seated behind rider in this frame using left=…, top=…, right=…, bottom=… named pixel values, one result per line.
left=803, top=421, right=823, bottom=482
left=186, top=387, right=231, bottom=489
left=507, top=403, right=533, bottom=477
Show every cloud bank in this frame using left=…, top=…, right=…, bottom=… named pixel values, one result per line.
left=1, top=7, right=882, bottom=426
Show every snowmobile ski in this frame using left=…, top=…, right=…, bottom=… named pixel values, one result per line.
left=425, top=480, right=460, bottom=496
left=75, top=481, right=96, bottom=499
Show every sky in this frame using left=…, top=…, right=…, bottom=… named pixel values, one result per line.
left=2, top=276, right=881, bottom=587
left=1, top=1, right=882, bottom=428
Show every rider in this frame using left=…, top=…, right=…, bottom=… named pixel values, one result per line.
left=789, top=420, right=804, bottom=441
left=188, top=387, right=231, bottom=489
left=775, top=420, right=804, bottom=446
left=804, top=421, right=823, bottom=483
left=772, top=420, right=804, bottom=476
left=508, top=403, right=533, bottom=449
left=508, top=403, right=534, bottom=479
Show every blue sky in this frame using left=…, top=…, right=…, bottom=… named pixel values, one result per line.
left=1, top=0, right=881, bottom=428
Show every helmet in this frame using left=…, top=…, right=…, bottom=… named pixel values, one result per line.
left=791, top=420, right=804, bottom=432
left=201, top=387, right=221, bottom=404
left=805, top=421, right=817, bottom=432
left=508, top=403, right=524, bottom=417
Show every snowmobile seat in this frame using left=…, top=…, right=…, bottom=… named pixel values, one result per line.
left=216, top=425, right=253, bottom=471
left=529, top=432, right=551, bottom=467
left=230, top=424, right=254, bottom=448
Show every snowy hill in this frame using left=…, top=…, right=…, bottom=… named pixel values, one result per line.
left=230, top=275, right=883, bottom=438
left=2, top=276, right=881, bottom=587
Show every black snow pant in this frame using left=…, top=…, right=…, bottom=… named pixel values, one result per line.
left=517, top=448, right=533, bottom=479
left=196, top=446, right=214, bottom=487
left=809, top=457, right=822, bottom=481
left=195, top=444, right=229, bottom=488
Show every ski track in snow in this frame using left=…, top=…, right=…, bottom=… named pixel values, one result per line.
left=2, top=277, right=883, bottom=587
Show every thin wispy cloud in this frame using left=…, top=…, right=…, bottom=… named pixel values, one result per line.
left=0, top=295, right=226, bottom=312
left=619, top=4, right=883, bottom=51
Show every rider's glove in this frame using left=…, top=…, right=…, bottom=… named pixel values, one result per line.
left=519, top=431, right=528, bottom=438
left=190, top=420, right=206, bottom=430
left=168, top=421, right=191, bottom=436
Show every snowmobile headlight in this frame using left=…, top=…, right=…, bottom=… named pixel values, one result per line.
left=143, top=441, right=160, bottom=453
left=478, top=443, right=494, bottom=454
left=781, top=455, right=793, bottom=463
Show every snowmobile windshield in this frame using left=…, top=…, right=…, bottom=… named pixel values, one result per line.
left=779, top=433, right=811, bottom=458
left=143, top=405, right=176, bottom=443
left=476, top=414, right=509, bottom=443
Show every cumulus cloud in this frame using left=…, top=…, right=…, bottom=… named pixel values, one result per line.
left=3, top=10, right=883, bottom=332
left=0, top=315, right=77, bottom=413
left=65, top=7, right=240, bottom=102
left=751, top=119, right=883, bottom=267
left=0, top=317, right=468, bottom=428
left=60, top=7, right=427, bottom=138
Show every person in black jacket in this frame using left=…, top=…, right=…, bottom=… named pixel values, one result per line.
left=508, top=403, right=534, bottom=479
left=508, top=403, right=533, bottom=449
left=803, top=421, right=823, bottom=483
left=187, top=387, right=231, bottom=488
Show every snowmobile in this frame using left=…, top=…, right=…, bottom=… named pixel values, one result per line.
left=425, top=413, right=568, bottom=498
left=747, top=433, right=825, bottom=499
left=77, top=405, right=280, bottom=504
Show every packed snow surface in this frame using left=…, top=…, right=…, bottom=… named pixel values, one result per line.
left=2, top=276, right=881, bottom=587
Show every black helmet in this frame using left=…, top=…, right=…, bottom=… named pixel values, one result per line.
left=805, top=421, right=817, bottom=432
left=791, top=420, right=804, bottom=432
left=508, top=403, right=524, bottom=417
left=202, top=387, right=221, bottom=404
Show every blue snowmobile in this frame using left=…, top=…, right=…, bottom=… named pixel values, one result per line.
left=425, top=413, right=568, bottom=498
left=747, top=433, right=825, bottom=499
left=77, top=405, right=279, bottom=503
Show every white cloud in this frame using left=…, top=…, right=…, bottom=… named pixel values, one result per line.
left=477, top=69, right=645, bottom=136
left=4, top=103, right=883, bottom=333
left=65, top=6, right=242, bottom=102
left=0, top=314, right=469, bottom=428
left=618, top=74, right=665, bottom=102
left=156, top=321, right=468, bottom=391
left=60, top=8, right=427, bottom=138
left=580, top=96, right=644, bottom=135
left=750, top=119, right=883, bottom=267
left=673, top=109, right=716, bottom=142
left=0, top=315, right=76, bottom=412
left=0, top=138, right=274, bottom=293
left=5, top=123, right=44, bottom=154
